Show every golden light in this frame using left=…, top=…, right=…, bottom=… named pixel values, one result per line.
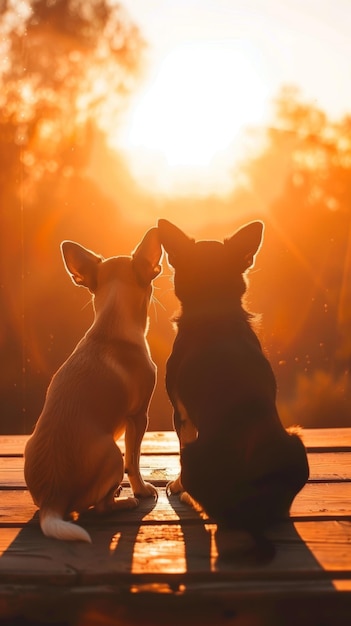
left=111, top=41, right=268, bottom=196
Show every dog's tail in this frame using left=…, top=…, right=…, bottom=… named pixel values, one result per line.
left=40, top=509, right=92, bottom=543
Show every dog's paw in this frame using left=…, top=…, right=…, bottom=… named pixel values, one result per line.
left=124, top=496, right=139, bottom=509
left=111, top=496, right=139, bottom=511
left=134, top=482, right=158, bottom=500
left=166, top=477, right=183, bottom=496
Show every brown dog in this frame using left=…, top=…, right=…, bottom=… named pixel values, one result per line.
left=24, top=228, right=162, bottom=542
left=158, top=219, right=309, bottom=535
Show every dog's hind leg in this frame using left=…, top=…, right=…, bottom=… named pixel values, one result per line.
left=95, top=485, right=139, bottom=513
left=84, top=440, right=138, bottom=514
left=166, top=476, right=183, bottom=495
left=125, top=413, right=158, bottom=499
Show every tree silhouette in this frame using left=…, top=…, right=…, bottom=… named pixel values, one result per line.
left=0, top=0, right=143, bottom=188
left=242, top=86, right=351, bottom=426
left=0, top=0, right=145, bottom=433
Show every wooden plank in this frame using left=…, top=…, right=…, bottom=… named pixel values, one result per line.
left=0, top=521, right=351, bottom=584
left=307, top=452, right=351, bottom=482
left=0, top=455, right=180, bottom=489
left=141, top=450, right=351, bottom=483
left=0, top=585, right=350, bottom=626
left=301, top=428, right=351, bottom=451
left=1, top=428, right=351, bottom=457
left=1, top=483, right=351, bottom=527
left=0, top=433, right=179, bottom=457
left=0, top=525, right=82, bottom=584
left=1, top=451, right=351, bottom=490
left=291, top=483, right=351, bottom=517
left=1, top=430, right=351, bottom=625
left=0, top=435, right=28, bottom=457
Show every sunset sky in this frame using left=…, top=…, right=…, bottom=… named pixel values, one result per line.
left=110, top=0, right=351, bottom=196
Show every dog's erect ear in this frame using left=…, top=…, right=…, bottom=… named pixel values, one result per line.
left=132, top=227, right=163, bottom=286
left=224, top=221, right=264, bottom=272
left=157, top=219, right=194, bottom=267
left=61, top=241, right=103, bottom=292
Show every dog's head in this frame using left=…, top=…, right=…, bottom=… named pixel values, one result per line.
left=158, top=219, right=264, bottom=311
left=60, top=228, right=162, bottom=320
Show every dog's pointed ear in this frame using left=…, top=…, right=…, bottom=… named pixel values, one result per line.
left=224, top=221, right=264, bottom=272
left=61, top=241, right=103, bottom=292
left=158, top=219, right=194, bottom=267
left=132, top=227, right=163, bottom=286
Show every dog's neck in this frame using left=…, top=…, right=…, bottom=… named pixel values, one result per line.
left=88, top=290, right=149, bottom=346
left=175, top=300, right=251, bottom=326
left=171, top=304, right=261, bottom=362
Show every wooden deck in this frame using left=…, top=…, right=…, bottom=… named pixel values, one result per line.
left=1, top=429, right=351, bottom=625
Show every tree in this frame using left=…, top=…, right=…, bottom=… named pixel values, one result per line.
left=0, top=0, right=145, bottom=433
left=0, top=0, right=144, bottom=188
left=240, top=86, right=351, bottom=426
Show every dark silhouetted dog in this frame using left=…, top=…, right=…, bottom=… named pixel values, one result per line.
left=158, top=219, right=309, bottom=537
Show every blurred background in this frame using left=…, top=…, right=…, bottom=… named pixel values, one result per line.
left=1, top=0, right=350, bottom=433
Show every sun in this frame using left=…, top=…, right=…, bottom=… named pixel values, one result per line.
left=111, top=41, right=268, bottom=196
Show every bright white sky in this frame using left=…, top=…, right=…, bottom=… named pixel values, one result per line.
left=122, top=0, right=351, bottom=117
left=110, top=0, right=351, bottom=196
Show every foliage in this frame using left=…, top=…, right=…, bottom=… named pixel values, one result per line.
left=241, top=86, right=351, bottom=426
left=0, top=0, right=144, bottom=188
left=0, top=0, right=145, bottom=432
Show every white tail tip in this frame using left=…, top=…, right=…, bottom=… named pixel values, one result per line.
left=40, top=510, right=92, bottom=543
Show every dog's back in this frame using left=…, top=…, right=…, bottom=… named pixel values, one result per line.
left=24, top=229, right=162, bottom=541
left=158, top=219, right=309, bottom=532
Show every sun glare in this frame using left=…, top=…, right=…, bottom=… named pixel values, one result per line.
left=112, top=41, right=268, bottom=196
